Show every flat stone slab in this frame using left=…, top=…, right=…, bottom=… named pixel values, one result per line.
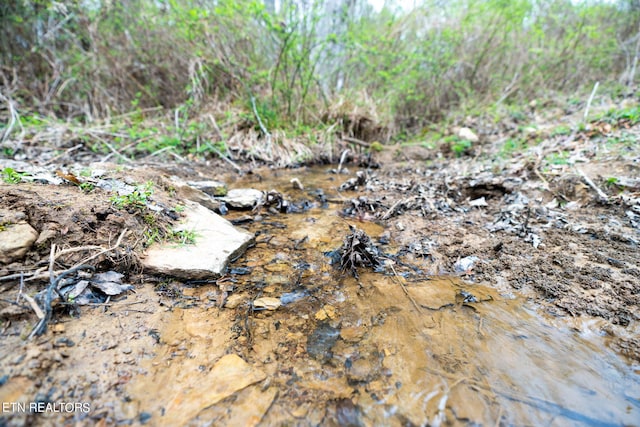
left=143, top=202, right=254, bottom=279
left=163, top=354, right=266, bottom=426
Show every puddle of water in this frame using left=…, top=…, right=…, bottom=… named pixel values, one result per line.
left=126, top=166, right=639, bottom=426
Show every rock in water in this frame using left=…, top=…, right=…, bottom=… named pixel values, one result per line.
left=219, top=188, right=264, bottom=209
left=143, top=202, right=254, bottom=279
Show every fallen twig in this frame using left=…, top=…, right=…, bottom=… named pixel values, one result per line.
left=88, top=132, right=132, bottom=164
left=0, top=268, right=48, bottom=286
left=0, top=92, right=23, bottom=143
left=207, top=114, right=226, bottom=147
left=204, top=141, right=243, bottom=172
left=22, top=293, right=45, bottom=319
left=382, top=196, right=416, bottom=220
left=388, top=261, right=422, bottom=313
left=342, top=135, right=371, bottom=148
left=64, top=228, right=128, bottom=269
left=575, top=166, right=609, bottom=202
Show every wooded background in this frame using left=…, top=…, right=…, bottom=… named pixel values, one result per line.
left=1, top=0, right=638, bottom=138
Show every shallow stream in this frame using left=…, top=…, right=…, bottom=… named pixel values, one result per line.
left=126, top=167, right=640, bottom=426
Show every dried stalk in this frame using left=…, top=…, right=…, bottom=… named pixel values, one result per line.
left=575, top=167, right=608, bottom=202
left=583, top=81, right=599, bottom=121
left=251, top=96, right=272, bottom=154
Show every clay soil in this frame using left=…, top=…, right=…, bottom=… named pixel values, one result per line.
left=1, top=110, right=639, bottom=426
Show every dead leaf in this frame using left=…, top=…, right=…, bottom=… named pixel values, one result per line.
left=90, top=271, right=133, bottom=295
left=55, top=170, right=82, bottom=185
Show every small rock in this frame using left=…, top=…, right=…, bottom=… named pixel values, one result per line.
left=91, top=271, right=133, bottom=295
left=469, top=197, right=488, bottom=207
left=400, top=145, right=432, bottom=161
left=347, top=358, right=376, bottom=382
left=34, top=226, right=57, bottom=247
left=187, top=180, right=228, bottom=197
left=314, top=305, right=337, bottom=321
left=265, top=274, right=289, bottom=286
left=224, top=293, right=247, bottom=309
left=454, top=256, right=479, bottom=273
left=220, top=189, right=264, bottom=209
left=54, top=337, right=75, bottom=348
left=51, top=324, right=66, bottom=333
left=139, top=412, right=152, bottom=425
left=253, top=297, right=282, bottom=310
left=457, top=127, right=479, bottom=143
left=340, top=326, right=366, bottom=343
left=0, top=220, right=38, bottom=264
left=307, top=323, right=340, bottom=362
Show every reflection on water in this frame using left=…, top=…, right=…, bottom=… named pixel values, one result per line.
left=331, top=273, right=640, bottom=426
left=128, top=166, right=639, bottom=426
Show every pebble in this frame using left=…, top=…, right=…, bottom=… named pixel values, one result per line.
left=253, top=297, right=282, bottom=310
left=224, top=293, right=247, bottom=309
left=340, top=326, right=366, bottom=343
left=314, top=305, right=337, bottom=321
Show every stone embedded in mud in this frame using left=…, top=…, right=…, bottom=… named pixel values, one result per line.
left=253, top=297, right=282, bottom=310
left=142, top=202, right=254, bottom=279
left=0, top=217, right=39, bottom=264
left=454, top=256, right=479, bottom=273
left=314, top=305, right=337, bottom=321
left=187, top=180, right=228, bottom=197
left=346, top=357, right=380, bottom=383
left=340, top=326, right=366, bottom=343
left=163, top=354, right=266, bottom=426
left=224, top=293, right=248, bottom=309
left=219, top=188, right=264, bottom=209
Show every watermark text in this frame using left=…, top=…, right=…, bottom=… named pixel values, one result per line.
left=2, top=401, right=91, bottom=414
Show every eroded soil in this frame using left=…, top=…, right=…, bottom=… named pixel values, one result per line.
left=1, top=123, right=640, bottom=425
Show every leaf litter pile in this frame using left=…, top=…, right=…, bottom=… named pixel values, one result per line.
left=335, top=225, right=385, bottom=278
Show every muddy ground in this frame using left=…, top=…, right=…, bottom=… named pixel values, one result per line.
left=1, top=111, right=640, bottom=426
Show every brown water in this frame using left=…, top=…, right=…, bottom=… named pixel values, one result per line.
left=125, top=167, right=640, bottom=426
